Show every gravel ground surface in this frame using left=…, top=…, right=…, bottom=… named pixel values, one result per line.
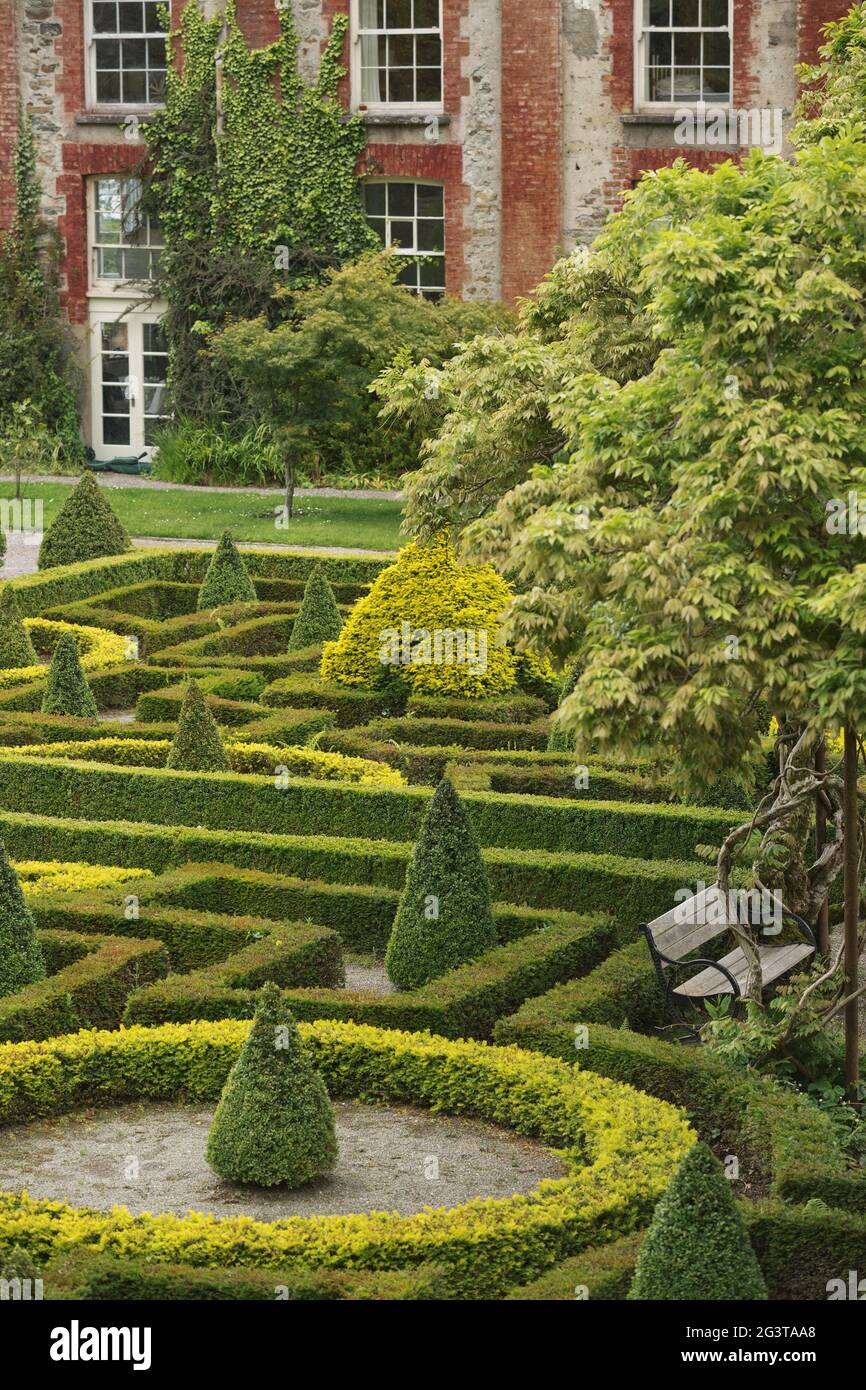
left=0, top=1101, right=566, bottom=1220
left=0, top=473, right=402, bottom=500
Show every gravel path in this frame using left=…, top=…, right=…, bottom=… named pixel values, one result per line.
left=0, top=473, right=402, bottom=500
left=0, top=1101, right=566, bottom=1220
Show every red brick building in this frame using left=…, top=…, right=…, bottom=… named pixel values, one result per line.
left=0, top=1, right=849, bottom=458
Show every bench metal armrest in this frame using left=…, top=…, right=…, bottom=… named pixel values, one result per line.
left=783, top=909, right=817, bottom=950
left=657, top=952, right=743, bottom=1001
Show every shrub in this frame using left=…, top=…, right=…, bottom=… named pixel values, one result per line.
left=197, top=531, right=257, bottom=610
left=38, top=472, right=130, bottom=571
left=40, top=632, right=98, bottom=717
left=0, top=838, right=44, bottom=996
left=321, top=534, right=523, bottom=698
left=288, top=563, right=343, bottom=652
left=166, top=680, right=230, bottom=772
left=628, top=1142, right=768, bottom=1301
left=0, top=585, right=36, bottom=669
left=385, top=778, right=497, bottom=990
left=206, top=982, right=338, bottom=1187
left=547, top=659, right=581, bottom=752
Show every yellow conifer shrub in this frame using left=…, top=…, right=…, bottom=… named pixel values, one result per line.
left=320, top=534, right=520, bottom=699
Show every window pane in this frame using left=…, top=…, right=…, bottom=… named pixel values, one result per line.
left=703, top=67, right=730, bottom=96
left=96, top=70, right=121, bottom=102
left=648, top=0, right=669, bottom=23
left=104, top=416, right=131, bottom=445
left=648, top=68, right=673, bottom=101
left=387, top=0, right=412, bottom=26
left=147, top=69, right=166, bottom=103
left=389, top=219, right=415, bottom=249
left=416, top=184, right=442, bottom=216
left=388, top=183, right=415, bottom=216
left=389, top=34, right=413, bottom=64
left=122, top=69, right=147, bottom=104
left=417, top=219, right=444, bottom=252
left=367, top=217, right=386, bottom=244
left=674, top=32, right=700, bottom=65
left=122, top=37, right=146, bottom=65
left=703, top=31, right=730, bottom=64
left=97, top=247, right=123, bottom=277
left=364, top=183, right=386, bottom=215
left=415, top=67, right=441, bottom=102
left=397, top=261, right=419, bottom=292
left=673, top=68, right=701, bottom=99
left=93, top=3, right=118, bottom=34
left=144, top=384, right=167, bottom=412
left=122, top=247, right=150, bottom=279
left=387, top=67, right=413, bottom=102
left=102, top=384, right=130, bottom=413
left=143, top=355, right=167, bottom=384
left=100, top=322, right=127, bottom=352
left=95, top=38, right=120, bottom=67
left=702, top=0, right=728, bottom=23
left=143, top=323, right=167, bottom=353
left=414, top=0, right=439, bottom=25
left=672, top=0, right=699, bottom=23
left=419, top=259, right=444, bottom=288
left=416, top=34, right=441, bottom=66
left=144, top=1, right=164, bottom=32
left=147, top=37, right=165, bottom=67
left=96, top=182, right=122, bottom=240
left=648, top=32, right=671, bottom=63
left=119, top=2, right=143, bottom=31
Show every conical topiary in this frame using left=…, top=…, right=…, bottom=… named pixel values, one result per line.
left=196, top=531, right=257, bottom=611
left=0, top=837, right=45, bottom=996
left=547, top=658, right=581, bottom=752
left=385, top=777, right=497, bottom=991
left=0, top=585, right=37, bottom=669
left=287, top=564, right=343, bottom=652
left=206, top=982, right=338, bottom=1187
left=38, top=472, right=130, bottom=571
left=41, top=632, right=98, bottom=717
left=628, top=1143, right=768, bottom=1301
left=166, top=680, right=230, bottom=772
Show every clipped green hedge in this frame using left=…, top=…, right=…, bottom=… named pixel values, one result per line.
left=404, top=694, right=550, bottom=725
left=501, top=941, right=664, bottom=1036
left=0, top=1019, right=693, bottom=1298
left=0, top=754, right=737, bottom=862
left=359, top=716, right=551, bottom=750
left=0, top=930, right=168, bottom=1042
left=0, top=807, right=709, bottom=918
left=262, top=674, right=392, bottom=727
left=506, top=1231, right=645, bottom=1301
left=42, top=1248, right=447, bottom=1301
left=125, top=916, right=612, bottom=1039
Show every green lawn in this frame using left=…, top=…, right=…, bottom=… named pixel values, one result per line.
left=2, top=482, right=403, bottom=552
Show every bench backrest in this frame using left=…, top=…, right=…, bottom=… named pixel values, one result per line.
left=644, top=884, right=772, bottom=961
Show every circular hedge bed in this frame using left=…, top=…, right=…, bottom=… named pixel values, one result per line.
left=0, top=1020, right=694, bottom=1296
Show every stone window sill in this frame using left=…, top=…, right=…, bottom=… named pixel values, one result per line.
left=351, top=112, right=452, bottom=128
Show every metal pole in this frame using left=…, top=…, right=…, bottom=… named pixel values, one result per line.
left=815, top=741, right=830, bottom=960
left=843, top=725, right=860, bottom=1104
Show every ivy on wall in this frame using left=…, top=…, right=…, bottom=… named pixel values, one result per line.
left=144, top=0, right=377, bottom=420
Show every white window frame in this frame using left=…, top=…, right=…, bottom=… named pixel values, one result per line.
left=87, top=177, right=164, bottom=295
left=84, top=0, right=168, bottom=113
left=363, top=178, right=446, bottom=299
left=87, top=306, right=170, bottom=461
left=634, top=0, right=732, bottom=112
left=350, top=0, right=444, bottom=115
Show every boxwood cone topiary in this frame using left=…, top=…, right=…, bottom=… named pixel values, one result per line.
left=628, top=1142, right=768, bottom=1301
left=205, top=982, right=338, bottom=1187
left=287, top=563, right=343, bottom=652
left=0, top=837, right=45, bottom=996
left=40, top=632, right=98, bottom=717
left=166, top=680, right=230, bottom=772
left=0, top=585, right=37, bottom=668
left=38, top=472, right=130, bottom=571
left=385, top=776, right=497, bottom=990
left=197, top=531, right=257, bottom=611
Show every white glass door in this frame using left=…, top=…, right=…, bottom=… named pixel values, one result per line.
left=88, top=307, right=169, bottom=460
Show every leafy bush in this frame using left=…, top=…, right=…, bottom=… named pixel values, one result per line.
left=38, top=473, right=130, bottom=571
left=287, top=563, right=343, bottom=652
left=0, top=584, right=36, bottom=669
left=385, top=778, right=497, bottom=990
left=197, top=531, right=257, bottom=610
left=321, top=533, right=528, bottom=698
left=40, top=633, right=98, bottom=717
left=166, top=680, right=229, bottom=772
left=206, top=982, right=338, bottom=1187
left=0, top=839, right=44, bottom=996
left=152, top=418, right=280, bottom=486
left=629, top=1142, right=767, bottom=1301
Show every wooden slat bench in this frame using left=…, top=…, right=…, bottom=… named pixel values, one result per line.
left=641, top=884, right=816, bottom=1039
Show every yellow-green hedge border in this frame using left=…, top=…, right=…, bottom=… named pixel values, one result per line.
left=0, top=620, right=129, bottom=691
left=0, top=1020, right=694, bottom=1297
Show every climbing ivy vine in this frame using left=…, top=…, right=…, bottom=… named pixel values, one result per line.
left=144, top=0, right=377, bottom=419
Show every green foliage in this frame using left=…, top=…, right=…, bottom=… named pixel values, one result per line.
left=205, top=982, right=338, bottom=1187
left=629, top=1142, right=767, bottom=1300
left=385, top=778, right=497, bottom=991
left=197, top=530, right=257, bottom=610
left=0, top=585, right=37, bottom=669
left=152, top=417, right=281, bottom=486
left=0, top=838, right=44, bottom=997
left=40, top=633, right=98, bottom=718
left=166, top=680, right=229, bottom=772
left=547, top=659, right=582, bottom=752
left=38, top=473, right=130, bottom=572
left=701, top=968, right=848, bottom=1089
left=143, top=0, right=375, bottom=422
left=287, top=564, right=342, bottom=652
left=794, top=2, right=866, bottom=142
left=0, top=109, right=81, bottom=464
